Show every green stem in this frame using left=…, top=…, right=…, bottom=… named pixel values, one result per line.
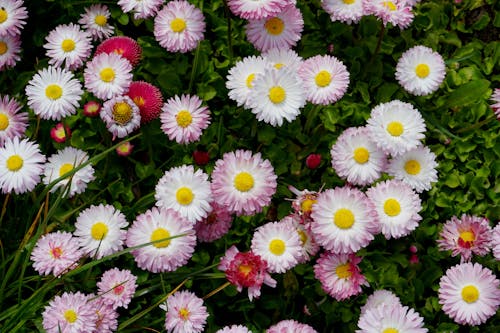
left=455, top=114, right=496, bottom=134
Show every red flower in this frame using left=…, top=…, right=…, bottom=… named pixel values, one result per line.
left=192, top=150, right=209, bottom=165
left=50, top=123, right=71, bottom=143
left=127, top=81, right=163, bottom=123
left=83, top=101, right=102, bottom=117
left=305, top=153, right=321, bottom=169
left=95, top=36, right=142, bottom=67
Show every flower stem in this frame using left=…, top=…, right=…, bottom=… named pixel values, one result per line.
left=202, top=281, right=231, bottom=300
left=455, top=115, right=496, bottom=134
left=0, top=193, right=10, bottom=227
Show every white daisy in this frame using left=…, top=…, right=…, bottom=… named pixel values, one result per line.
left=251, top=221, right=302, bottom=273
left=366, top=179, right=422, bottom=239
left=280, top=214, right=320, bottom=263
left=155, top=164, right=213, bottom=225
left=226, top=55, right=272, bottom=108
left=100, top=95, right=141, bottom=139
left=0, top=33, right=21, bottom=70
left=42, top=147, right=95, bottom=198
left=360, top=289, right=402, bottom=316
left=44, top=23, right=92, bottom=71
left=247, top=66, right=306, bottom=127
left=262, top=47, right=303, bottom=72
left=366, top=100, right=426, bottom=156
left=118, top=0, right=164, bottom=20
left=387, top=146, right=438, bottom=193
left=322, top=0, right=365, bottom=24
left=78, top=4, right=114, bottom=41
left=0, top=137, right=45, bottom=194
left=74, top=203, right=129, bottom=259
left=357, top=303, right=428, bottom=333
left=25, top=66, right=83, bottom=121
left=0, top=0, right=28, bottom=37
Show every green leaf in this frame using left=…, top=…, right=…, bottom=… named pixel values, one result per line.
left=446, top=79, right=490, bottom=108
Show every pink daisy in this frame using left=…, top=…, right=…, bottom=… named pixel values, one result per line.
left=97, top=268, right=138, bottom=309
left=154, top=0, right=206, bottom=53
left=363, top=0, right=414, bottom=29
left=322, top=0, right=365, bottom=24
left=0, top=94, right=28, bottom=146
left=245, top=4, right=303, bottom=52
left=227, top=0, right=291, bottom=20
left=78, top=4, right=114, bottom=41
left=126, top=207, right=196, bottom=273
left=194, top=202, right=233, bottom=243
left=160, top=94, right=211, bottom=144
left=438, top=262, right=500, bottom=326
left=267, top=319, right=318, bottom=332
left=218, top=245, right=276, bottom=301
left=101, top=95, right=141, bottom=139
left=356, top=303, right=428, bottom=333
left=359, top=289, right=402, bottom=316
left=288, top=185, right=319, bottom=223
left=88, top=297, right=119, bottom=333
left=492, top=223, right=500, bottom=260
left=437, top=214, right=492, bottom=262
left=82, top=100, right=101, bottom=117
left=116, top=141, right=134, bottom=156
left=95, top=36, right=142, bottom=67
left=44, top=23, right=92, bottom=70
left=490, top=88, right=500, bottom=120
left=262, top=47, right=303, bottom=72
left=127, top=81, right=163, bottom=123
left=0, top=0, right=27, bottom=37
left=50, top=122, right=71, bottom=143
left=118, top=0, right=164, bottom=19
left=30, top=231, right=83, bottom=277
left=280, top=213, right=320, bottom=263
left=211, top=149, right=277, bottom=216
left=314, top=252, right=368, bottom=301
left=0, top=34, right=21, bottom=70
left=298, top=54, right=350, bottom=105
left=216, top=325, right=252, bottom=333
left=161, top=290, right=208, bottom=333
left=42, top=292, right=97, bottom=333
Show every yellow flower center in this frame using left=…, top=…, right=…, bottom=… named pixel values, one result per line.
left=151, top=228, right=171, bottom=248
left=133, top=96, right=145, bottom=107
left=176, top=187, right=194, bottom=205
left=6, top=155, right=23, bottom=171
left=383, top=329, right=399, bottom=333
left=91, top=222, right=108, bottom=240
left=246, top=73, right=255, bottom=88
left=461, top=285, right=479, bottom=303
left=383, top=1, right=397, bottom=11
left=335, top=263, right=352, bottom=279
left=334, top=208, right=355, bottom=229
left=459, top=230, right=475, bottom=242
left=233, top=171, right=254, bottom=192
left=239, top=264, right=252, bottom=276
left=343, top=0, right=355, bottom=4
left=301, top=199, right=316, bottom=213
left=99, top=67, right=115, bottom=82
left=264, top=17, right=284, bottom=35
left=64, top=309, right=78, bottom=323
left=0, top=113, right=9, bottom=130
left=61, top=39, right=75, bottom=52
left=268, top=86, right=286, bottom=104
left=353, top=147, right=369, bottom=164
left=45, top=84, right=63, bottom=100
left=404, top=159, right=421, bottom=175
left=179, top=308, right=190, bottom=320
left=0, top=41, right=7, bottom=55
left=59, top=163, right=74, bottom=177
left=0, top=9, right=8, bottom=24
left=94, top=15, right=107, bottom=26
left=383, top=198, right=401, bottom=217
left=415, top=64, right=430, bottom=78
left=50, top=246, right=63, bottom=259
left=387, top=121, right=404, bottom=136
left=315, top=70, right=332, bottom=87
left=170, top=18, right=187, bottom=33
left=269, top=239, right=286, bottom=256
left=274, top=63, right=284, bottom=69
left=176, top=110, right=192, bottom=128
left=112, top=102, right=133, bottom=125
left=297, top=229, right=308, bottom=245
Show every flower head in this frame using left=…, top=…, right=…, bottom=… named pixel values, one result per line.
left=359, top=289, right=402, bottom=316
left=118, top=0, right=164, bottom=19
left=280, top=214, right=320, bottom=263
left=95, top=36, right=142, bottom=67
left=0, top=34, right=21, bottom=70
left=78, top=4, right=114, bottom=41
left=492, top=223, right=500, bottom=261
left=0, top=94, right=28, bottom=147
left=50, top=123, right=71, bottom=143
left=127, top=81, right=163, bottom=123
left=42, top=292, right=97, bottom=333
left=305, top=153, right=321, bottom=169
left=83, top=100, right=101, bottom=117
left=101, top=95, right=141, bottom=139
left=88, top=297, right=118, bottom=333
left=363, top=0, right=414, bottom=29
left=356, top=303, right=428, bottom=333
left=97, top=268, right=138, bottom=309
left=262, top=47, right=303, bottom=72
left=267, top=319, right=318, bottom=333
left=44, top=23, right=92, bottom=70
left=490, top=88, right=500, bottom=120
left=161, top=290, right=208, bottom=333
left=116, top=141, right=134, bottom=156
left=194, top=202, right=233, bottom=243
left=216, top=325, right=252, bottom=333
left=0, top=0, right=28, bottom=37
left=227, top=0, right=291, bottom=20
left=322, top=0, right=365, bottom=24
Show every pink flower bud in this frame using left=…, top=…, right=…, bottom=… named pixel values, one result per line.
left=305, top=154, right=321, bottom=169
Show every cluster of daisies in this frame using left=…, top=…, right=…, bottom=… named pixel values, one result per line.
left=0, top=0, right=27, bottom=70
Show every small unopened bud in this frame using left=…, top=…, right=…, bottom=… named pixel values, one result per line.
left=50, top=123, right=71, bottom=143
left=305, top=154, right=321, bottom=169
left=193, top=150, right=210, bottom=166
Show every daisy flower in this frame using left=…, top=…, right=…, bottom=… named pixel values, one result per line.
left=314, top=252, right=369, bottom=301
left=216, top=325, right=252, bottom=333
left=127, top=81, right=163, bottom=123
left=118, top=0, right=163, bottom=20
left=267, top=319, right=318, bottom=333
left=116, top=141, right=134, bottom=156
left=0, top=33, right=21, bottom=70
left=387, top=145, right=438, bottom=193
left=359, top=289, right=402, bottom=316
left=211, top=149, right=277, bottom=216
left=226, top=55, right=272, bottom=108
left=194, top=202, right=233, bottom=243
left=251, top=221, right=302, bottom=273
left=438, top=262, right=500, bottom=326
left=161, top=290, right=208, bottom=333
left=30, top=231, right=83, bottom=277
left=0, top=137, right=45, bottom=194
left=280, top=213, right=320, bottom=263
left=356, top=303, right=428, bottom=333
left=42, top=146, right=95, bottom=198
left=0, top=0, right=27, bottom=37
left=245, top=4, right=303, bottom=52
left=366, top=179, right=422, bottom=239
left=218, top=245, right=277, bottom=301
left=160, top=94, right=211, bottom=144
left=395, top=45, right=446, bottom=96
left=366, top=100, right=426, bottom=156
left=490, top=88, right=500, bottom=120
left=311, top=186, right=378, bottom=253
left=247, top=66, right=306, bottom=126
left=101, top=95, right=141, bottom=139
left=126, top=207, right=196, bottom=273
left=0, top=94, right=28, bottom=146
left=44, top=23, right=92, bottom=70
left=322, top=0, right=365, bottom=24
left=84, top=52, right=133, bottom=100
left=97, top=268, right=138, bottom=309
left=25, top=66, right=83, bottom=121
left=74, top=203, right=129, bottom=259
left=95, top=36, right=142, bottom=67
left=492, top=223, right=500, bottom=261
left=82, top=100, right=101, bottom=117
left=88, top=298, right=118, bottom=333
left=227, top=0, right=291, bottom=20
left=437, top=214, right=492, bottom=262
left=42, top=292, right=97, bottom=333
left=154, top=0, right=206, bottom=53
left=50, top=122, right=71, bottom=143
left=262, top=47, right=303, bottom=72
left=155, top=164, right=213, bottom=224
left=363, top=0, right=414, bottom=29
left=78, top=4, right=114, bottom=41
left=288, top=185, right=319, bottom=223
left=330, top=126, right=387, bottom=186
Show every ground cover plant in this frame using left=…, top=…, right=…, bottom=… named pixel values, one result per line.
left=0, top=0, right=499, bottom=332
